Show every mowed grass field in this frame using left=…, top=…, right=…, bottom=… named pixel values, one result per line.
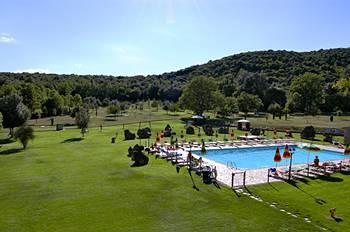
left=0, top=119, right=348, bottom=231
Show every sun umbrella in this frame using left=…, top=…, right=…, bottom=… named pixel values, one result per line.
left=230, top=130, right=235, bottom=140
left=283, top=144, right=291, bottom=167
left=274, top=147, right=282, bottom=167
left=273, top=129, right=277, bottom=139
left=283, top=144, right=291, bottom=158
left=300, top=143, right=320, bottom=164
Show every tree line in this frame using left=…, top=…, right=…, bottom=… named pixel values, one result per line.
left=0, top=48, right=350, bottom=122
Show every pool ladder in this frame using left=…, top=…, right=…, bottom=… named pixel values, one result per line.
left=227, top=161, right=237, bottom=169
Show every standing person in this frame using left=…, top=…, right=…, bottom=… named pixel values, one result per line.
left=198, top=157, right=203, bottom=169
left=187, top=151, right=193, bottom=168
left=212, top=166, right=218, bottom=180
left=314, top=155, right=320, bottom=167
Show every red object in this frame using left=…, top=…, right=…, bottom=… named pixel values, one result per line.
left=283, top=144, right=291, bottom=158
left=274, top=148, right=282, bottom=162
left=160, top=130, right=164, bottom=138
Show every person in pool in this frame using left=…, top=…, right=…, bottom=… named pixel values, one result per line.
left=314, top=155, right=320, bottom=167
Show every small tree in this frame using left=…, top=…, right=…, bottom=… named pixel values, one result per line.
left=14, top=126, right=34, bottom=149
left=0, top=94, right=31, bottom=137
left=151, top=100, right=159, bottom=111
left=75, top=107, right=90, bottom=137
left=107, top=104, right=121, bottom=115
left=168, top=102, right=179, bottom=113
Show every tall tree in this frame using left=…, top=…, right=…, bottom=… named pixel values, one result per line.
left=236, top=70, right=268, bottom=99
left=222, top=97, right=239, bottom=116
left=42, top=90, right=64, bottom=116
left=263, top=88, right=286, bottom=110
left=237, top=92, right=263, bottom=119
left=20, top=84, right=43, bottom=113
left=179, top=76, right=219, bottom=115
left=287, top=73, right=325, bottom=113
left=0, top=94, right=30, bottom=137
left=267, top=103, right=282, bottom=120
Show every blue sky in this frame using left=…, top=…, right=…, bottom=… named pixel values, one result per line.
left=1, top=0, right=350, bottom=76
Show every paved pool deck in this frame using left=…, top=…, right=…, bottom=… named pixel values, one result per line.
left=173, top=142, right=346, bottom=187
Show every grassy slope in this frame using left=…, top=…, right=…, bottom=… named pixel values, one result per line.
left=250, top=174, right=350, bottom=231
left=0, top=122, right=318, bottom=232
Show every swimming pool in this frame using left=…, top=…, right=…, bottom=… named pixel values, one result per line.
left=194, top=146, right=346, bottom=169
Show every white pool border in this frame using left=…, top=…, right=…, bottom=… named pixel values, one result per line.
left=175, top=142, right=346, bottom=187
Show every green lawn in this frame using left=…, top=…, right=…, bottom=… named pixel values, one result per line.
left=250, top=174, right=350, bottom=231
left=0, top=120, right=347, bottom=231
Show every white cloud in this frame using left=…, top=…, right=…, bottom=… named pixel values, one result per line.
left=0, top=33, right=16, bottom=43
left=14, top=68, right=51, bottom=74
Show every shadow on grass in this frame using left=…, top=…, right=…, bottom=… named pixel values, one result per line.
left=213, top=180, right=221, bottom=189
left=188, top=169, right=199, bottom=191
left=61, top=138, right=84, bottom=143
left=0, top=148, right=23, bottom=155
left=317, top=175, right=343, bottom=182
left=339, top=170, right=350, bottom=175
left=332, top=216, right=343, bottom=222
left=104, top=118, right=117, bottom=121
left=0, top=138, right=14, bottom=145
left=267, top=183, right=280, bottom=191
left=287, top=180, right=327, bottom=205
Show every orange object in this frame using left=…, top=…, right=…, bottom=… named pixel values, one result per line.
left=274, top=148, right=282, bottom=162
left=283, top=144, right=291, bottom=158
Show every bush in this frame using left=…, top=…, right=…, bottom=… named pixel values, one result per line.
left=137, top=127, right=151, bottom=139
left=203, top=125, right=214, bottom=136
left=250, top=128, right=261, bottom=136
left=108, top=104, right=121, bottom=115
left=186, top=126, right=195, bottom=134
left=301, top=126, right=316, bottom=140
left=15, top=126, right=34, bottom=149
left=218, top=127, right=229, bottom=134
left=124, top=129, right=136, bottom=140
left=128, top=145, right=149, bottom=167
left=164, top=124, right=172, bottom=137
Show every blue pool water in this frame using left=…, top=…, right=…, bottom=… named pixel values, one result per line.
left=194, top=146, right=346, bottom=169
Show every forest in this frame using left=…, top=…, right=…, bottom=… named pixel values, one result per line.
left=1, top=48, right=350, bottom=119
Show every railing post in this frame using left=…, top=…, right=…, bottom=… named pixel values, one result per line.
left=267, top=169, right=270, bottom=183
left=243, top=171, right=246, bottom=187
left=231, top=173, right=235, bottom=189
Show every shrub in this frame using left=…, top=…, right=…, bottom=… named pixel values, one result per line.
left=124, top=129, right=136, bottom=140
left=15, top=126, right=34, bottom=149
left=186, top=126, right=195, bottom=134
left=218, top=127, right=229, bottom=134
left=137, top=127, right=151, bottom=139
left=301, top=126, right=316, bottom=140
left=250, top=128, right=261, bottom=136
left=128, top=145, right=149, bottom=167
left=203, top=125, right=214, bottom=136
